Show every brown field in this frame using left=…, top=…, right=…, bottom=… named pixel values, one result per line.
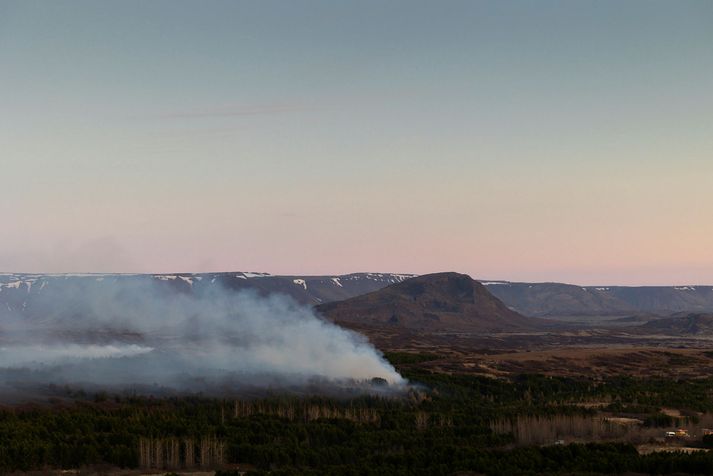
left=348, top=323, right=713, bottom=379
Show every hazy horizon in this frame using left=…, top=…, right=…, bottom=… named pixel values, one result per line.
left=2, top=0, right=712, bottom=285
left=2, top=269, right=712, bottom=288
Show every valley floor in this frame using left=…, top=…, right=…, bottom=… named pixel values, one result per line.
left=351, top=322, right=713, bottom=379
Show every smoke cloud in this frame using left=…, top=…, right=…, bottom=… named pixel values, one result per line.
left=0, top=280, right=404, bottom=399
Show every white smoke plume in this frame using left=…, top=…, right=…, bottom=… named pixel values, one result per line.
left=0, top=280, right=404, bottom=398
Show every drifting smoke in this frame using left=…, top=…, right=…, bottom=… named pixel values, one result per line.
left=0, top=280, right=404, bottom=398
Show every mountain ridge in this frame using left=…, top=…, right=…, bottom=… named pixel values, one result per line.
left=0, top=272, right=416, bottom=315
left=482, top=281, right=713, bottom=317
left=3, top=272, right=713, bottom=319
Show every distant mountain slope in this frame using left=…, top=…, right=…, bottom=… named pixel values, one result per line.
left=482, top=281, right=713, bottom=317
left=0, top=272, right=416, bottom=316
left=317, top=272, right=539, bottom=332
left=3, top=272, right=713, bottom=320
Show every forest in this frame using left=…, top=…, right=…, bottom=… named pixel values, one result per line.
left=2, top=354, right=713, bottom=475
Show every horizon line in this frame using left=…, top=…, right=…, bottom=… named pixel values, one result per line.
left=1, top=271, right=712, bottom=288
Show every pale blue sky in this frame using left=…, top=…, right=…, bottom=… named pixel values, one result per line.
left=1, top=0, right=712, bottom=284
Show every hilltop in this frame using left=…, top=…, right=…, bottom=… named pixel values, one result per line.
left=317, top=272, right=538, bottom=333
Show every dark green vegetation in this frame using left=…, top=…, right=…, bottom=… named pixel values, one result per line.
left=3, top=363, right=713, bottom=475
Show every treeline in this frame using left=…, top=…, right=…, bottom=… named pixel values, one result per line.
left=232, top=399, right=382, bottom=424
left=490, top=415, right=640, bottom=445
left=138, top=437, right=225, bottom=469
left=1, top=369, right=713, bottom=473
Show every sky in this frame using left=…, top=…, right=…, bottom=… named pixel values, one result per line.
left=1, top=0, right=712, bottom=285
